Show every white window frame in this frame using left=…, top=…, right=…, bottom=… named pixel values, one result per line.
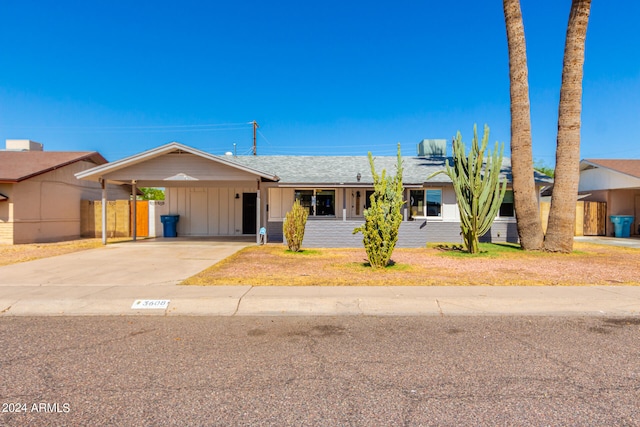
left=410, top=188, right=442, bottom=219
left=425, top=188, right=443, bottom=218
left=496, top=189, right=515, bottom=219
left=295, top=189, right=336, bottom=217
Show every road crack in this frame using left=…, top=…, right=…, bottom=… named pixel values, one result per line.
left=436, top=299, right=444, bottom=316
left=232, top=286, right=253, bottom=316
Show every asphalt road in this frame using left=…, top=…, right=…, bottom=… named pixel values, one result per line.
left=1, top=316, right=639, bottom=426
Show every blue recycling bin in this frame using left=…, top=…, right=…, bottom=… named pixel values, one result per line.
left=160, top=215, right=180, bottom=238
left=610, top=215, right=634, bottom=238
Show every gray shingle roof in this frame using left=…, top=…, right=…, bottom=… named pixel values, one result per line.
left=227, top=155, right=553, bottom=186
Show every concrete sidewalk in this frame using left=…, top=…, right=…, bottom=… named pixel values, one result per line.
left=1, top=284, right=639, bottom=317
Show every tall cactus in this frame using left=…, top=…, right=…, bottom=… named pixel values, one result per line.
left=353, top=144, right=404, bottom=268
left=430, top=124, right=507, bottom=253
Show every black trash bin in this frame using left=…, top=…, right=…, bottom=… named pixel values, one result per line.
left=160, top=215, right=180, bottom=237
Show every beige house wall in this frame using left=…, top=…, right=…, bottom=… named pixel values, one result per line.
left=580, top=189, right=640, bottom=236
left=2, top=160, right=129, bottom=244
left=0, top=183, right=13, bottom=243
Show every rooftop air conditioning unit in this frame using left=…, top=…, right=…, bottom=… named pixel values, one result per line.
left=417, top=139, right=446, bottom=157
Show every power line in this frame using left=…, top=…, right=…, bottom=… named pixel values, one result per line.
left=6, top=122, right=252, bottom=130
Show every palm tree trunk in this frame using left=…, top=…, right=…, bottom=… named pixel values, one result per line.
left=544, top=0, right=592, bottom=253
left=503, top=0, right=544, bottom=250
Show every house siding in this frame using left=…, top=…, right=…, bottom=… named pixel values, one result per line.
left=165, top=185, right=258, bottom=236
left=273, top=218, right=518, bottom=248
left=0, top=222, right=13, bottom=244
left=266, top=221, right=283, bottom=242
left=479, top=221, right=519, bottom=243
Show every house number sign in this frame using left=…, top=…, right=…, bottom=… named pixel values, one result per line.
left=131, top=299, right=170, bottom=309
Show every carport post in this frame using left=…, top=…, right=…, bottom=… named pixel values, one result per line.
left=256, top=181, right=261, bottom=244
left=101, top=178, right=107, bottom=245
left=343, top=188, right=346, bottom=221
left=131, top=180, right=137, bottom=241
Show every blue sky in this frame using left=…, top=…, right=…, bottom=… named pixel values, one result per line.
left=1, top=1, right=638, bottom=165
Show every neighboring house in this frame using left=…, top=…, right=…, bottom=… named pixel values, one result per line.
left=76, top=141, right=552, bottom=247
left=0, top=139, right=130, bottom=244
left=579, top=159, right=640, bottom=237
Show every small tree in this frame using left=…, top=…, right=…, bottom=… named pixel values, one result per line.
left=139, top=187, right=165, bottom=200
left=429, top=125, right=506, bottom=254
left=353, top=144, right=404, bottom=268
left=283, top=199, right=308, bottom=252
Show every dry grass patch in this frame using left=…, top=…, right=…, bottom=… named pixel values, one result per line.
left=182, top=242, right=640, bottom=286
left=0, top=238, right=131, bottom=267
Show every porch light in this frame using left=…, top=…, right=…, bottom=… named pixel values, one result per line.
left=235, top=193, right=240, bottom=199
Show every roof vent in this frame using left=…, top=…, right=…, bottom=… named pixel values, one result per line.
left=5, top=139, right=43, bottom=151
left=417, top=139, right=446, bottom=157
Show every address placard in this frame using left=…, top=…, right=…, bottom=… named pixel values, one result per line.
left=131, top=299, right=170, bottom=309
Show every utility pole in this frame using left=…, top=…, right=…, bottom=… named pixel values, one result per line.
left=252, top=120, right=259, bottom=155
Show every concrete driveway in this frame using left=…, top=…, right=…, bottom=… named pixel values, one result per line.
left=575, top=236, right=640, bottom=249
left=0, top=238, right=253, bottom=287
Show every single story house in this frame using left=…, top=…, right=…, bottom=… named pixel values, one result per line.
left=76, top=141, right=552, bottom=247
left=0, top=139, right=131, bottom=244
left=579, top=159, right=640, bottom=237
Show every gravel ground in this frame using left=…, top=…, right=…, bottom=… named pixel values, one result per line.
left=1, top=316, right=639, bottom=426
left=185, top=242, right=640, bottom=286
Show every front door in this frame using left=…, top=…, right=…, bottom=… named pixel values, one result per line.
left=242, top=193, right=257, bottom=234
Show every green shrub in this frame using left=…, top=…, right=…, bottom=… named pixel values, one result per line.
left=283, top=199, right=308, bottom=252
left=353, top=144, right=404, bottom=268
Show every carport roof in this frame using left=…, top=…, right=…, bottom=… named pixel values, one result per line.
left=75, top=142, right=281, bottom=182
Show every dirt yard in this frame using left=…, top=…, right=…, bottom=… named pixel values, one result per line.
left=2, top=239, right=639, bottom=287
left=0, top=238, right=128, bottom=267
left=182, top=242, right=640, bottom=286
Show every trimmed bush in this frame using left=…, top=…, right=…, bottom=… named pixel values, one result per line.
left=283, top=199, right=308, bottom=252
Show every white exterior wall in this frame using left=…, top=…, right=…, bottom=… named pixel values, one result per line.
left=103, top=153, right=260, bottom=183
left=267, top=186, right=464, bottom=222
left=579, top=168, right=640, bottom=191
left=148, top=200, right=169, bottom=237
left=268, top=187, right=374, bottom=222
left=164, top=185, right=257, bottom=236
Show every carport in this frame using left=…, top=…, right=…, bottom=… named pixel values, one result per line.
left=75, top=142, right=279, bottom=244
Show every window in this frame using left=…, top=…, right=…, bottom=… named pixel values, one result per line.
left=410, top=190, right=424, bottom=218
left=295, top=189, right=335, bottom=216
left=294, top=190, right=314, bottom=215
left=426, top=189, right=442, bottom=217
left=499, top=190, right=514, bottom=217
left=410, top=189, right=441, bottom=218
left=315, top=190, right=335, bottom=216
